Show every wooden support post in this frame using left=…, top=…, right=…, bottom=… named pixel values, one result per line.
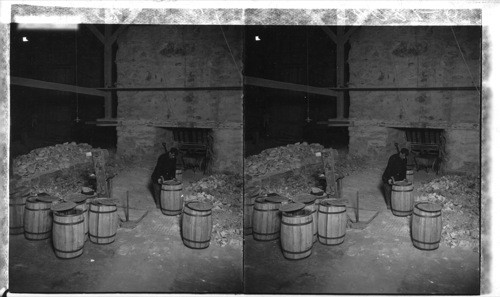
left=336, top=27, right=345, bottom=119
left=321, top=148, right=338, bottom=196
left=92, top=150, right=109, bottom=197
left=104, top=26, right=113, bottom=119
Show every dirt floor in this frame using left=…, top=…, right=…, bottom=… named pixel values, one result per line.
left=243, top=160, right=480, bottom=294
left=8, top=157, right=480, bottom=294
left=9, top=161, right=243, bottom=293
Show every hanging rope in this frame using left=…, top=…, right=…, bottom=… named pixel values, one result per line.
left=214, top=12, right=243, bottom=81
left=305, top=28, right=311, bottom=123
left=450, top=27, right=481, bottom=96
left=74, top=27, right=80, bottom=123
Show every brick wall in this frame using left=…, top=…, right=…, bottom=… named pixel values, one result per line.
left=115, top=25, right=243, bottom=173
left=348, top=26, right=480, bottom=172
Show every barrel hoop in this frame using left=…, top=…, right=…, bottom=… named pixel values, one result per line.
left=9, top=203, right=26, bottom=206
left=89, top=209, right=116, bottom=214
left=253, top=230, right=280, bottom=236
left=253, top=208, right=279, bottom=212
left=53, top=220, right=84, bottom=226
left=183, top=211, right=211, bottom=217
left=392, top=189, right=413, bottom=192
left=161, top=207, right=184, bottom=213
left=161, top=188, right=182, bottom=192
left=282, top=245, right=313, bottom=254
left=318, top=233, right=346, bottom=240
left=318, top=209, right=346, bottom=215
left=412, top=238, right=441, bottom=245
left=24, top=230, right=51, bottom=235
left=281, top=220, right=312, bottom=227
left=10, top=226, right=23, bottom=230
left=182, top=237, right=211, bottom=244
left=89, top=233, right=116, bottom=239
left=412, top=212, right=441, bottom=218
left=25, top=207, right=51, bottom=211
left=53, top=246, right=84, bottom=254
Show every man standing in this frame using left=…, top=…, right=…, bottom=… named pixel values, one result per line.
left=382, top=148, right=409, bottom=209
left=151, top=148, right=178, bottom=209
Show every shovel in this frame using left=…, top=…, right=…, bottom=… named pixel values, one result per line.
left=119, top=191, right=149, bottom=229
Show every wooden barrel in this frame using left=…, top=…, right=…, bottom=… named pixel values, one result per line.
left=24, top=197, right=53, bottom=240
left=280, top=209, right=314, bottom=260
left=244, top=195, right=258, bottom=236
left=175, top=168, right=183, bottom=182
left=411, top=202, right=443, bottom=250
left=317, top=200, right=347, bottom=245
left=52, top=209, right=85, bottom=259
left=406, top=169, right=414, bottom=184
left=88, top=200, right=118, bottom=244
left=160, top=180, right=183, bottom=216
left=66, top=194, right=90, bottom=241
left=293, top=194, right=318, bottom=243
left=9, top=193, right=29, bottom=235
left=252, top=197, right=282, bottom=241
left=74, top=201, right=89, bottom=241
left=391, top=182, right=414, bottom=217
left=182, top=202, right=213, bottom=249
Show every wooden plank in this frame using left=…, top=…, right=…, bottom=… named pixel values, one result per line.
left=344, top=26, right=358, bottom=42
left=92, top=150, right=109, bottom=197
left=10, top=76, right=106, bottom=97
left=321, top=148, right=337, bottom=195
left=336, top=27, right=345, bottom=119
left=108, top=25, right=128, bottom=45
left=104, top=26, right=113, bottom=119
left=86, top=24, right=105, bottom=44
left=321, top=27, right=339, bottom=44
left=97, top=86, right=242, bottom=91
left=244, top=76, right=338, bottom=97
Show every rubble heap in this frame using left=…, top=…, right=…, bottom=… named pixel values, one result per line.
left=335, top=151, right=369, bottom=177
left=185, top=174, right=243, bottom=247
left=13, top=142, right=94, bottom=178
left=260, top=166, right=321, bottom=200
left=415, top=174, right=480, bottom=253
left=244, top=142, right=324, bottom=178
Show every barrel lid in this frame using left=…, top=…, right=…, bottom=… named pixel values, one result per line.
left=163, top=179, right=182, bottom=186
left=282, top=208, right=313, bottom=217
left=265, top=195, right=288, bottom=203
left=52, top=201, right=77, bottom=212
left=320, top=198, right=348, bottom=207
left=188, top=201, right=213, bottom=211
left=244, top=186, right=261, bottom=198
left=310, top=187, right=325, bottom=196
left=293, top=194, right=317, bottom=205
left=415, top=202, right=442, bottom=212
left=92, top=198, right=118, bottom=206
left=279, top=202, right=305, bottom=213
left=81, top=186, right=95, bottom=195
left=393, top=180, right=412, bottom=187
left=37, top=192, right=50, bottom=197
left=66, top=193, right=89, bottom=204
left=10, top=186, right=31, bottom=197
left=36, top=195, right=60, bottom=203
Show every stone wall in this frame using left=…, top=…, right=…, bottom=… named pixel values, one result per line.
left=348, top=26, right=481, bottom=172
left=116, top=26, right=243, bottom=173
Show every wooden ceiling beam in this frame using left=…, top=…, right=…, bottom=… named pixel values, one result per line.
left=10, top=76, right=106, bottom=97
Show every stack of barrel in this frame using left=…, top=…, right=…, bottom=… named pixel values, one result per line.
left=159, top=176, right=215, bottom=250
left=9, top=186, right=119, bottom=259
left=389, top=168, right=444, bottom=251
left=246, top=188, right=348, bottom=260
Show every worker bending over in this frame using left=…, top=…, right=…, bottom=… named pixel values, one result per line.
left=151, top=147, right=178, bottom=209
left=382, top=148, right=409, bottom=209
